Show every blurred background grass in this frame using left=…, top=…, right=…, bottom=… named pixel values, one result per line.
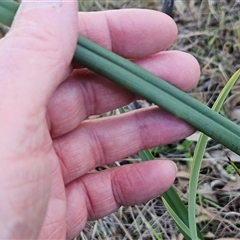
left=75, top=1, right=240, bottom=239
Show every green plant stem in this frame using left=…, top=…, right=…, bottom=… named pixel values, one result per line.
left=74, top=37, right=240, bottom=154
left=162, top=198, right=201, bottom=240
left=227, top=156, right=240, bottom=176
left=1, top=0, right=240, bottom=157
left=188, top=134, right=208, bottom=239
left=0, top=0, right=17, bottom=26
left=118, top=108, right=201, bottom=239
left=138, top=147, right=204, bottom=240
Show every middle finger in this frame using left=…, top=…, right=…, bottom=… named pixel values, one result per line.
left=53, top=106, right=194, bottom=185
left=48, top=51, right=199, bottom=137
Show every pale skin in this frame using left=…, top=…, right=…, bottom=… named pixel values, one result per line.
left=0, top=0, right=200, bottom=239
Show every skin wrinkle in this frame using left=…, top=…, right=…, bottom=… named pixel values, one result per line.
left=49, top=80, right=84, bottom=137
left=135, top=51, right=199, bottom=92
left=86, top=122, right=109, bottom=168
left=161, top=52, right=191, bottom=87
left=55, top=126, right=103, bottom=184
left=101, top=12, right=117, bottom=50
left=46, top=226, right=63, bottom=240
left=78, top=176, right=98, bottom=221
left=135, top=107, right=194, bottom=147
left=79, top=76, right=98, bottom=116
left=65, top=215, right=72, bottom=238
left=108, top=12, right=129, bottom=54
left=110, top=172, right=121, bottom=210
left=138, top=108, right=164, bottom=146
left=1, top=166, right=49, bottom=238
left=54, top=133, right=80, bottom=184
left=53, top=140, right=72, bottom=183
left=84, top=173, right=117, bottom=220
left=50, top=168, right=64, bottom=197
left=9, top=17, right=69, bottom=78
left=133, top=110, right=153, bottom=151
left=6, top=23, right=56, bottom=53
left=14, top=8, right=77, bottom=64
left=106, top=10, right=177, bottom=57
left=4, top=182, right=40, bottom=221
left=111, top=169, right=129, bottom=205
left=113, top=165, right=146, bottom=205
left=65, top=181, right=88, bottom=237
left=42, top=216, right=63, bottom=237
left=68, top=152, right=83, bottom=184
left=3, top=217, right=35, bottom=239
left=50, top=83, right=81, bottom=136
left=99, top=13, right=112, bottom=51
left=48, top=100, right=61, bottom=135
left=40, top=158, right=66, bottom=235
left=96, top=116, right=137, bottom=160
left=116, top=162, right=171, bottom=204
left=1, top=109, right=48, bottom=158
left=40, top=197, right=66, bottom=238
left=129, top=165, right=147, bottom=194
left=78, top=13, right=112, bottom=50
left=133, top=108, right=161, bottom=149
left=80, top=74, right=134, bottom=116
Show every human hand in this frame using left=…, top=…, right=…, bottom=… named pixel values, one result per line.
left=0, top=1, right=200, bottom=239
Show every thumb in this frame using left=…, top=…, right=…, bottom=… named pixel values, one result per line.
left=0, top=0, right=78, bottom=107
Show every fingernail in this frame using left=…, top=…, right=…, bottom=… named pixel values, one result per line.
left=171, top=161, right=178, bottom=174
left=20, top=0, right=62, bottom=10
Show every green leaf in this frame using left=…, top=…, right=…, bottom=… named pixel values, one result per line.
left=188, top=69, right=240, bottom=240
left=162, top=197, right=201, bottom=240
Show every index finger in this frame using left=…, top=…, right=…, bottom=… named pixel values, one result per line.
left=78, top=9, right=178, bottom=59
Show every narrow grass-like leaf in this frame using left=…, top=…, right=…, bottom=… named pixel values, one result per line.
left=0, top=0, right=17, bottom=26
left=162, top=197, right=201, bottom=240
left=138, top=150, right=154, bottom=162
left=162, top=186, right=204, bottom=240
left=135, top=206, right=163, bottom=240
left=77, top=0, right=83, bottom=11
left=0, top=5, right=15, bottom=26
left=188, top=69, right=240, bottom=239
left=227, top=156, right=240, bottom=176
left=0, top=0, right=18, bottom=12
left=138, top=150, right=202, bottom=239
left=118, top=108, right=203, bottom=239
left=118, top=107, right=125, bottom=114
